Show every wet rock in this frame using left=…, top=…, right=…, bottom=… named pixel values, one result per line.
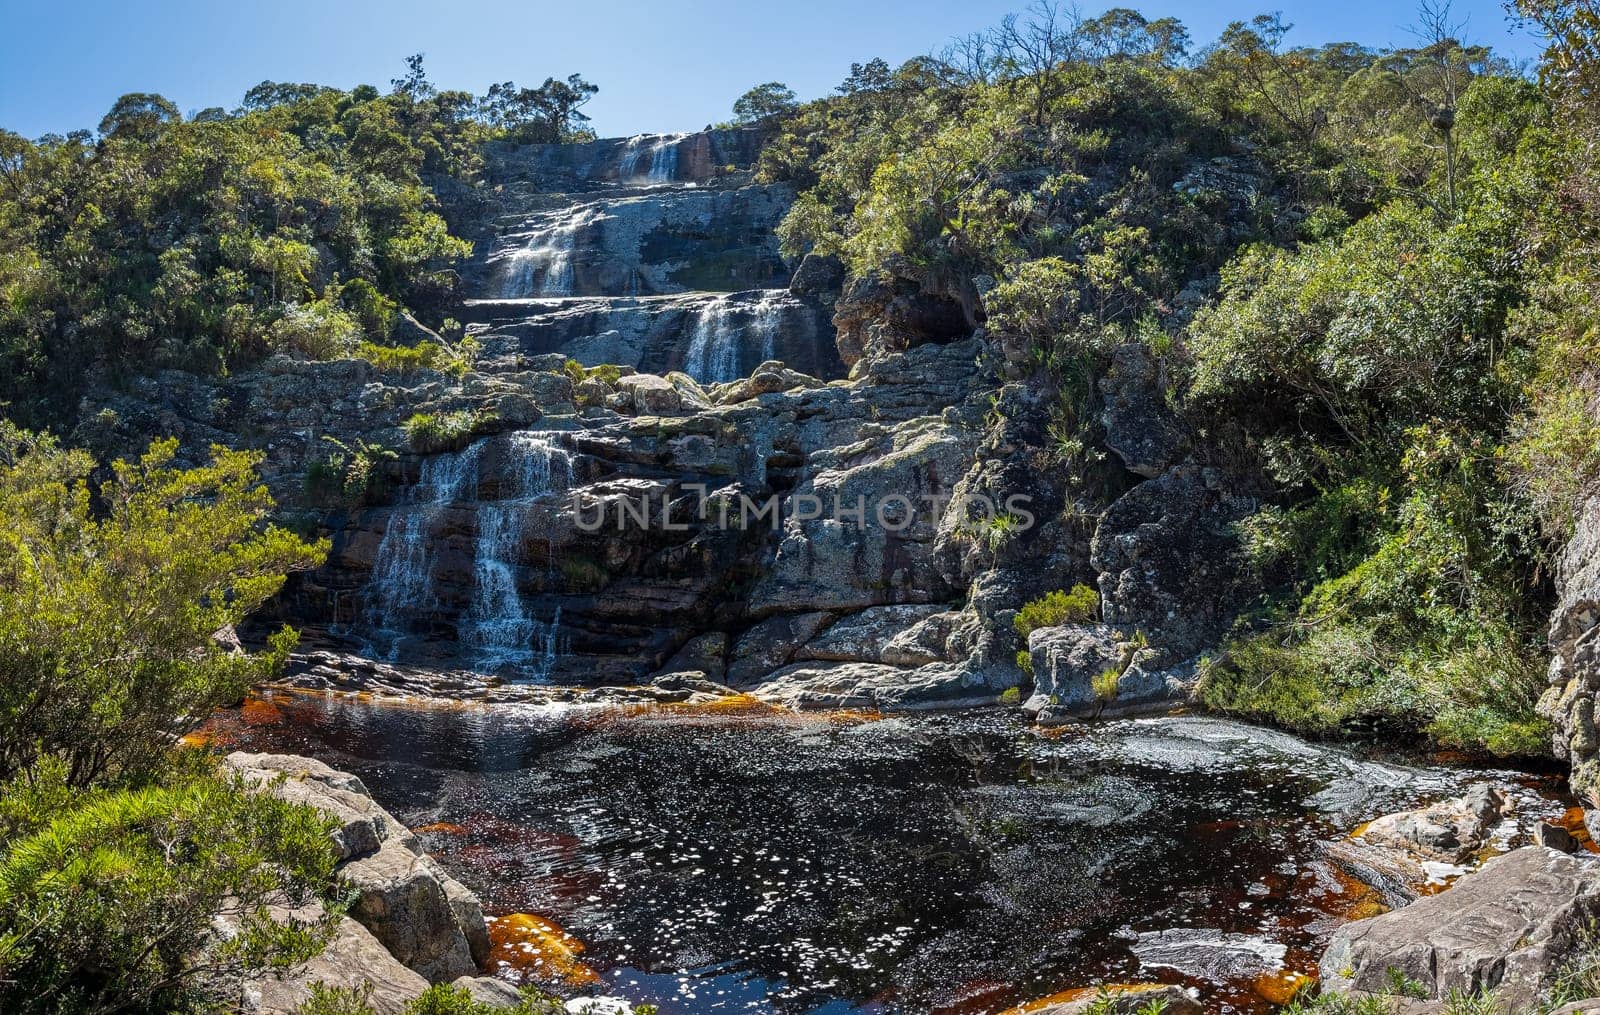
left=1131, top=928, right=1288, bottom=983
left=234, top=901, right=428, bottom=1015
left=1327, top=835, right=1426, bottom=909
left=1098, top=343, right=1188, bottom=479
left=1319, top=847, right=1600, bottom=1009
left=1361, top=783, right=1508, bottom=863
left=1540, top=821, right=1581, bottom=853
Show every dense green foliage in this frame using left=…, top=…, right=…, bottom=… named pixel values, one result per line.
left=0, top=764, right=339, bottom=1015
left=0, top=58, right=593, bottom=428
left=1014, top=585, right=1101, bottom=637
left=294, top=982, right=657, bottom=1015
left=0, top=426, right=326, bottom=786
left=759, top=2, right=1594, bottom=755
left=0, top=427, right=338, bottom=1013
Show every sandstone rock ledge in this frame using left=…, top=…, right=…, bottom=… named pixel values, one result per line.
left=1319, top=847, right=1600, bottom=1011
left=223, top=752, right=634, bottom=1014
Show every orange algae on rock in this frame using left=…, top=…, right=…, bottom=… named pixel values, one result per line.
left=1253, top=970, right=1313, bottom=1006
left=487, top=912, right=600, bottom=987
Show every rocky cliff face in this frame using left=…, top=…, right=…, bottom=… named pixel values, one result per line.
left=86, top=128, right=1265, bottom=712
left=1541, top=497, right=1600, bottom=814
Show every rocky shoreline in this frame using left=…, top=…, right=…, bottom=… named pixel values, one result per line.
left=223, top=752, right=639, bottom=1015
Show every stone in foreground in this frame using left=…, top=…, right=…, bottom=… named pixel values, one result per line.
left=1319, top=847, right=1600, bottom=1009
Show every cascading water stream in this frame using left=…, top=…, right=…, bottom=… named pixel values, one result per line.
left=646, top=135, right=680, bottom=183
left=464, top=432, right=573, bottom=678
left=683, top=293, right=788, bottom=384
left=497, top=208, right=590, bottom=298
left=364, top=444, right=484, bottom=659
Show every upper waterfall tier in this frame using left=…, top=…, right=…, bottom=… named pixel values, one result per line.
left=452, top=128, right=843, bottom=388
left=479, top=128, right=767, bottom=192
left=464, top=290, right=844, bottom=383
left=467, top=185, right=793, bottom=299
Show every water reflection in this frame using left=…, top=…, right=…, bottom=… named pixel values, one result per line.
left=206, top=693, right=1566, bottom=1014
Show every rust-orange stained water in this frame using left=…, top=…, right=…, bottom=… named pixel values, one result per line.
left=487, top=912, right=600, bottom=987
left=240, top=697, right=284, bottom=725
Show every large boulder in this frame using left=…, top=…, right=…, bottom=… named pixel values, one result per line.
left=226, top=753, right=489, bottom=983
left=226, top=753, right=407, bottom=860
left=1319, top=847, right=1600, bottom=1009
left=1090, top=464, right=1258, bottom=665
left=1098, top=343, right=1188, bottom=479
left=614, top=373, right=682, bottom=415
left=234, top=901, right=429, bottom=1015
left=1360, top=783, right=1508, bottom=863
left=1023, top=624, right=1123, bottom=717
left=340, top=840, right=479, bottom=982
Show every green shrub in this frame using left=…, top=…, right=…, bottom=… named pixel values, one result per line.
left=354, top=337, right=477, bottom=378
left=1015, top=649, right=1034, bottom=677
left=1092, top=667, right=1121, bottom=703
left=306, top=436, right=397, bottom=508
left=1014, top=585, right=1101, bottom=638
left=294, top=981, right=628, bottom=1015
left=403, top=410, right=484, bottom=453
left=0, top=427, right=326, bottom=787
left=0, top=767, right=340, bottom=1014
left=998, top=686, right=1022, bottom=705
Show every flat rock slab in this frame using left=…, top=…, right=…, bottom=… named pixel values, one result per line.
left=1320, top=847, right=1600, bottom=1008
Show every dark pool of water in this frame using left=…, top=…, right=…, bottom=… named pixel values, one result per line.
left=208, top=693, right=1567, bottom=1015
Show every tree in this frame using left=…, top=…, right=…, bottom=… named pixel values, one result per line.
left=731, top=82, right=798, bottom=125
left=837, top=58, right=894, bottom=96
left=391, top=53, right=435, bottom=101
left=97, top=92, right=180, bottom=139
left=0, top=427, right=328, bottom=788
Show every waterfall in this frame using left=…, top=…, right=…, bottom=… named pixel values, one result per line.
left=462, top=432, right=573, bottom=678
left=646, top=135, right=680, bottom=183
left=685, top=299, right=737, bottom=384
left=497, top=208, right=588, bottom=298
left=364, top=444, right=484, bottom=659
left=683, top=293, right=790, bottom=384
left=617, top=135, right=648, bottom=180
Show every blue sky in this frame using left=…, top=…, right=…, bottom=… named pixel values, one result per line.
left=1, top=0, right=1543, bottom=141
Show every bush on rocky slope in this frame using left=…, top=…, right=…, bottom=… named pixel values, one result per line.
left=0, top=426, right=339, bottom=1013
